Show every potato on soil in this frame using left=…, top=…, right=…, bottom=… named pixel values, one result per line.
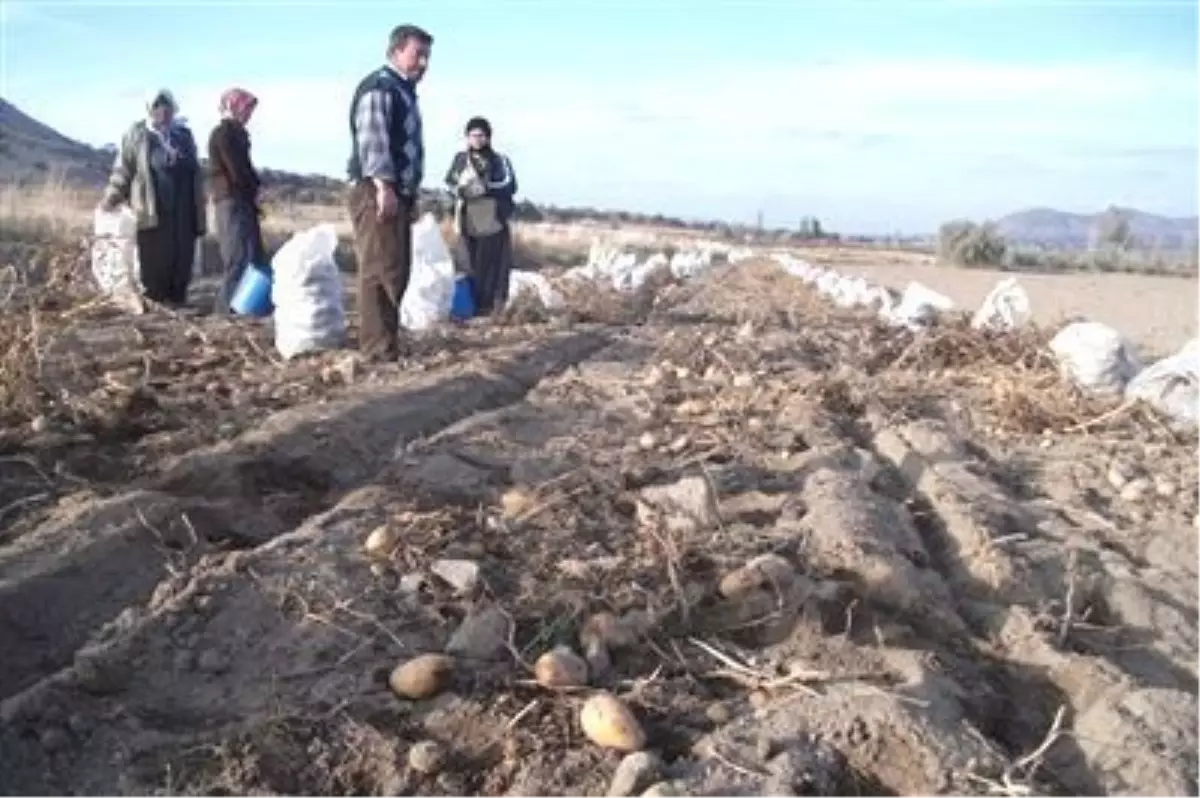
left=534, top=646, right=589, bottom=689
left=364, top=525, right=398, bottom=559
left=580, top=692, right=646, bottom=752
left=718, top=553, right=796, bottom=599
left=501, top=486, right=536, bottom=519
left=580, top=611, right=639, bottom=650
left=389, top=653, right=455, bottom=700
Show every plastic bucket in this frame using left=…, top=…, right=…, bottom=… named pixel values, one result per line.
left=230, top=263, right=273, bottom=316
left=450, top=275, right=475, bottom=321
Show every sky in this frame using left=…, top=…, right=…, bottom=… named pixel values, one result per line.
left=1, top=0, right=1197, bottom=234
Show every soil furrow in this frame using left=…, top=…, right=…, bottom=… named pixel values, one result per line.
left=0, top=331, right=610, bottom=704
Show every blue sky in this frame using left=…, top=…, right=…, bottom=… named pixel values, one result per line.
left=2, top=0, right=1197, bottom=233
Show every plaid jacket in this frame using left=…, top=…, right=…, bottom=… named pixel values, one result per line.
left=346, top=66, right=423, bottom=196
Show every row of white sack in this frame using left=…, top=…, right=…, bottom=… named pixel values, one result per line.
left=768, top=251, right=1197, bottom=429
left=96, top=213, right=1196, bottom=429
left=272, top=216, right=564, bottom=359
left=1048, top=324, right=1198, bottom=428
left=91, top=210, right=563, bottom=360
left=769, top=252, right=1033, bottom=333
left=563, top=241, right=755, bottom=292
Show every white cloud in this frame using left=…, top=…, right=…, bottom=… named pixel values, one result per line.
left=7, top=57, right=1196, bottom=231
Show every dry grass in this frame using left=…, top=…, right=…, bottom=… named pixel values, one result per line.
left=0, top=180, right=97, bottom=242
left=0, top=248, right=97, bottom=424
left=864, top=319, right=1102, bottom=434
left=0, top=182, right=592, bottom=277
left=0, top=180, right=352, bottom=240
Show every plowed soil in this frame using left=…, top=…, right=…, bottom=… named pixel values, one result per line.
left=0, top=258, right=1195, bottom=797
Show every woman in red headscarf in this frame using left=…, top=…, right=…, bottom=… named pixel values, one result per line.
left=207, top=88, right=267, bottom=315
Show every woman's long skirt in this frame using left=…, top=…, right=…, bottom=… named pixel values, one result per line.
left=461, top=226, right=514, bottom=316
left=136, top=198, right=197, bottom=306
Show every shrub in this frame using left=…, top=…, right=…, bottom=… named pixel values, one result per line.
left=936, top=219, right=1008, bottom=267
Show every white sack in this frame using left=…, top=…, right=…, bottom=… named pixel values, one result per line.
left=972, top=278, right=1032, bottom=331
left=1049, top=321, right=1142, bottom=395
left=399, top=214, right=456, bottom=331
left=272, top=223, right=347, bottom=360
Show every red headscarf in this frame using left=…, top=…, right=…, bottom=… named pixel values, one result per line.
left=219, top=88, right=258, bottom=122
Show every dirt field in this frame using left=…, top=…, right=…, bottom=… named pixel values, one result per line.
left=798, top=248, right=1199, bottom=359
left=0, top=249, right=1197, bottom=796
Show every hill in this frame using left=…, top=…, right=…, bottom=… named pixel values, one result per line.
left=996, top=206, right=1198, bottom=251
left=0, top=98, right=112, bottom=186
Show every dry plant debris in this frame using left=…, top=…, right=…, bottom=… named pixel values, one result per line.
left=0, top=238, right=1195, bottom=797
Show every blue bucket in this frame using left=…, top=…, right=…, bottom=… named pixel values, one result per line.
left=450, top=275, right=475, bottom=321
left=230, top=263, right=273, bottom=316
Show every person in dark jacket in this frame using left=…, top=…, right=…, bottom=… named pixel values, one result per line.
left=443, top=117, right=518, bottom=315
left=207, top=87, right=267, bottom=315
left=101, top=90, right=206, bottom=307
left=346, top=24, right=433, bottom=360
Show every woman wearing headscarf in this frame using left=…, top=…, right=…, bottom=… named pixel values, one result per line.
left=207, top=88, right=267, bottom=315
left=101, top=90, right=205, bottom=307
left=443, top=117, right=519, bottom=316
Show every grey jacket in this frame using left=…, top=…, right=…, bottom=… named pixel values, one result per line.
left=103, top=121, right=206, bottom=234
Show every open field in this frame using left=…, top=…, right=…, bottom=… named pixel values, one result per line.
left=1, top=186, right=1197, bottom=796
left=5, top=181, right=1194, bottom=357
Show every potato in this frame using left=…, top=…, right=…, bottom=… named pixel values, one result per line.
left=718, top=554, right=795, bottom=599
left=534, top=646, right=589, bottom=689
left=389, top=654, right=454, bottom=700
left=580, top=612, right=638, bottom=651
left=364, top=525, right=398, bottom=559
left=501, top=487, right=535, bottom=519
left=580, top=692, right=646, bottom=752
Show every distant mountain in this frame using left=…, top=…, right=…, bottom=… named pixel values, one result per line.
left=0, top=97, right=112, bottom=186
left=995, top=206, right=1198, bottom=251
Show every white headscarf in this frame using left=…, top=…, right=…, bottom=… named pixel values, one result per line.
left=145, top=89, right=181, bottom=161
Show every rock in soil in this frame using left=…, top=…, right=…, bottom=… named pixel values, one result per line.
left=445, top=607, right=510, bottom=661
left=408, top=740, right=448, bottom=775
left=636, top=475, right=720, bottom=532
left=608, top=751, right=663, bottom=796
left=1120, top=477, right=1152, bottom=503
left=430, top=558, right=482, bottom=595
